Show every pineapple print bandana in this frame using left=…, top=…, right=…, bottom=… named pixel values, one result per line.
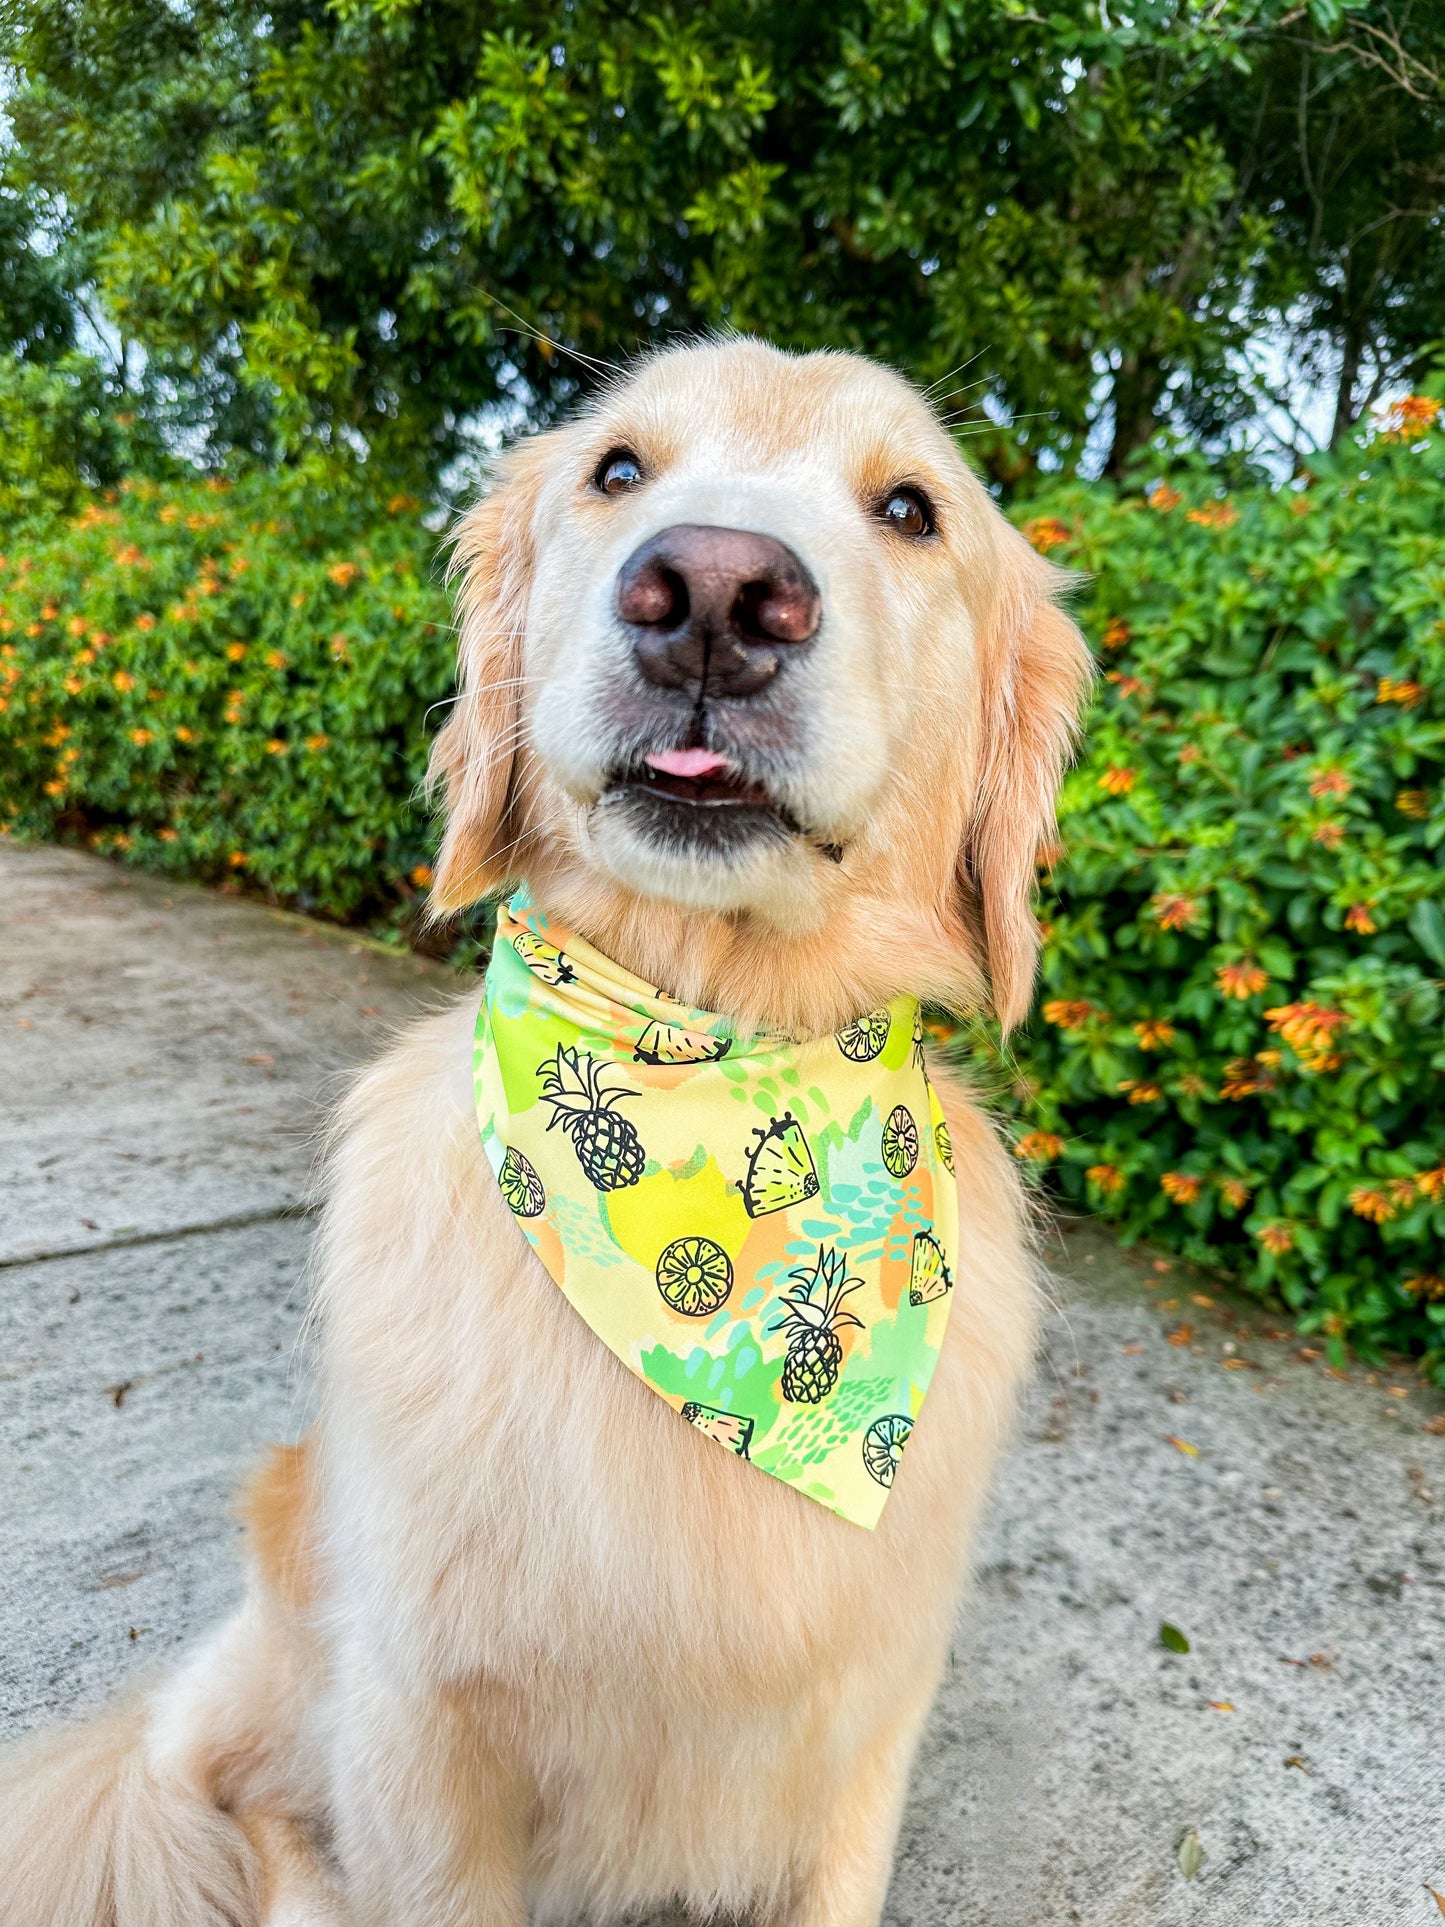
left=473, top=891, right=960, bottom=1528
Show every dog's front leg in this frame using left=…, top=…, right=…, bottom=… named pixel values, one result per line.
left=329, top=1663, right=531, bottom=1927
left=765, top=1686, right=935, bottom=1927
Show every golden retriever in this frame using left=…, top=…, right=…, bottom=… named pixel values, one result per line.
left=0, top=338, right=1090, bottom=1926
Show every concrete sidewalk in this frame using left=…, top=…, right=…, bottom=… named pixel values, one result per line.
left=2, top=841, right=1442, bottom=1925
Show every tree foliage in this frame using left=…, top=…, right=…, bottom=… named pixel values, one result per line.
left=4, top=0, right=1443, bottom=485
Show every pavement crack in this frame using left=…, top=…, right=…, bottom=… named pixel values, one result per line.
left=0, top=1200, right=318, bottom=1270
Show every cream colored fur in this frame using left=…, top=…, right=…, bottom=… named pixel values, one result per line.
left=0, top=338, right=1090, bottom=1926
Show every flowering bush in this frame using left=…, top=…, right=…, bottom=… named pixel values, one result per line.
left=997, top=399, right=1445, bottom=1378
left=2, top=401, right=1443, bottom=1375
left=0, top=475, right=451, bottom=926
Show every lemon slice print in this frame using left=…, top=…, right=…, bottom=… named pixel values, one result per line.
left=908, top=1229, right=952, bottom=1306
left=656, top=1235, right=734, bottom=1316
left=836, top=1008, right=892, bottom=1062
left=881, top=1103, right=919, bottom=1178
left=935, top=1118, right=954, bottom=1173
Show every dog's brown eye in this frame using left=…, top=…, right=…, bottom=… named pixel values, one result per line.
left=595, top=449, right=644, bottom=495
left=879, top=488, right=934, bottom=539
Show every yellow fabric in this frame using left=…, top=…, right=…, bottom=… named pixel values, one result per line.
left=473, top=891, right=961, bottom=1528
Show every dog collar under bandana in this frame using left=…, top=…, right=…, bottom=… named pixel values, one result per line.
left=473, top=891, right=960, bottom=1528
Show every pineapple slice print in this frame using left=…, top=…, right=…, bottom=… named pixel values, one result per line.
left=835, top=1008, right=891, bottom=1063
left=513, top=931, right=576, bottom=986
left=537, top=1045, right=646, bottom=1191
left=681, top=1402, right=754, bottom=1458
left=743, top=1113, right=819, bottom=1217
left=634, top=1019, right=731, bottom=1066
left=770, top=1244, right=866, bottom=1404
left=908, top=1228, right=952, bottom=1306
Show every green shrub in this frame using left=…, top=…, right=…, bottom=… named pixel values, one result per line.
left=992, top=397, right=1445, bottom=1377
left=0, top=473, right=451, bottom=926
left=2, top=406, right=1443, bottom=1376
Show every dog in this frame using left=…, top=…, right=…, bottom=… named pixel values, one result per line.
left=0, top=337, right=1090, bottom=1926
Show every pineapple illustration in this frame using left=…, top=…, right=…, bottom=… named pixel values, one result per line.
left=743, top=1113, right=819, bottom=1217
left=536, top=1045, right=646, bottom=1191
left=681, top=1401, right=754, bottom=1458
left=908, top=1228, right=952, bottom=1306
left=880, top=1103, right=919, bottom=1179
left=497, top=1145, right=546, bottom=1217
left=770, top=1245, right=865, bottom=1404
left=934, top=1118, right=954, bottom=1173
left=513, top=931, right=576, bottom=986
left=634, top=1019, right=731, bottom=1066
left=862, top=1413, right=914, bottom=1488
left=835, top=1008, right=891, bottom=1063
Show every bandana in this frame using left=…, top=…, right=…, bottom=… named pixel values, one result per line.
left=473, top=892, right=960, bottom=1528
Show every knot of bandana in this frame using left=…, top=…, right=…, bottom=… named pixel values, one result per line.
left=473, top=891, right=960, bottom=1528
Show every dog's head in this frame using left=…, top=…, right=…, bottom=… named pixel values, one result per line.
left=431, top=339, right=1091, bottom=1032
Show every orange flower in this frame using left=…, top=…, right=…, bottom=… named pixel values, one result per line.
left=1042, top=998, right=1098, bottom=1030
left=1404, top=1272, right=1445, bottom=1302
left=329, top=635, right=350, bottom=660
left=1215, top=961, right=1268, bottom=1000
left=67, top=616, right=86, bottom=638
left=1217, top=1177, right=1251, bottom=1211
left=41, top=602, right=57, bottom=620
left=1265, top=1002, right=1347, bottom=1054
left=1415, top=1165, right=1445, bottom=1202
left=265, top=738, right=288, bottom=755
left=112, top=670, right=136, bottom=693
left=1376, top=677, right=1425, bottom=707
left=130, top=728, right=154, bottom=747
left=158, top=827, right=178, bottom=842
left=176, top=726, right=196, bottom=744
left=1312, top=821, right=1345, bottom=850
left=266, top=649, right=288, bottom=670
left=226, top=642, right=246, bottom=661
left=1148, top=484, right=1182, bottom=512
left=1118, top=1080, right=1162, bottom=1104
left=1102, top=618, right=1131, bottom=650
left=228, top=851, right=249, bottom=868
left=1309, top=768, right=1351, bottom=800
left=1177, top=743, right=1202, bottom=765
left=1221, top=1056, right=1275, bottom=1100
left=328, top=560, right=362, bottom=587
left=1349, top=1187, right=1397, bottom=1225
left=305, top=733, right=329, bottom=752
left=135, top=612, right=157, bottom=631
left=1396, top=790, right=1431, bottom=819
left=1160, top=1172, right=1202, bottom=1204
left=1106, top=672, right=1143, bottom=698
left=1343, top=903, right=1376, bottom=934
left=1133, top=1019, right=1176, bottom=1051
left=410, top=865, right=434, bottom=888
left=387, top=493, right=420, bottom=515
left=1099, top=766, right=1136, bottom=795
left=1175, top=1072, right=1209, bottom=1097
left=1086, top=1163, right=1125, bottom=1194
left=1151, top=892, right=1203, bottom=932
left=1186, top=499, right=1238, bottom=529
left=112, top=544, right=146, bottom=567
left=1255, top=1223, right=1294, bottom=1255
left=1023, top=517, right=1071, bottom=553
left=43, top=778, right=66, bottom=797
left=1379, top=394, right=1441, bottom=441
left=1014, top=1130, right=1065, bottom=1161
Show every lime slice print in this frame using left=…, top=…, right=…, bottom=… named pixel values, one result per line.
left=836, top=1008, right=892, bottom=1063
left=881, top=1103, right=919, bottom=1178
left=513, top=932, right=575, bottom=986
left=656, top=1236, right=734, bottom=1316
left=863, top=1413, right=913, bottom=1487
left=935, top=1118, right=954, bottom=1173
left=497, top=1146, right=546, bottom=1218
left=908, top=1228, right=952, bottom=1305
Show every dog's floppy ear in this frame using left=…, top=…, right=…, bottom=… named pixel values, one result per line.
left=961, top=527, right=1094, bottom=1031
left=428, top=439, right=550, bottom=912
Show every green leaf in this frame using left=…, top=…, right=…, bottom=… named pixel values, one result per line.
left=1177, top=1828, right=1205, bottom=1880
left=1159, top=1621, right=1190, bottom=1654
left=1409, top=900, right=1445, bottom=969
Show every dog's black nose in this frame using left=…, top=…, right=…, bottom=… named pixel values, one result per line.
left=616, top=524, right=821, bottom=699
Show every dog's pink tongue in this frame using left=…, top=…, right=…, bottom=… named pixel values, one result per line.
left=645, top=748, right=731, bottom=779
